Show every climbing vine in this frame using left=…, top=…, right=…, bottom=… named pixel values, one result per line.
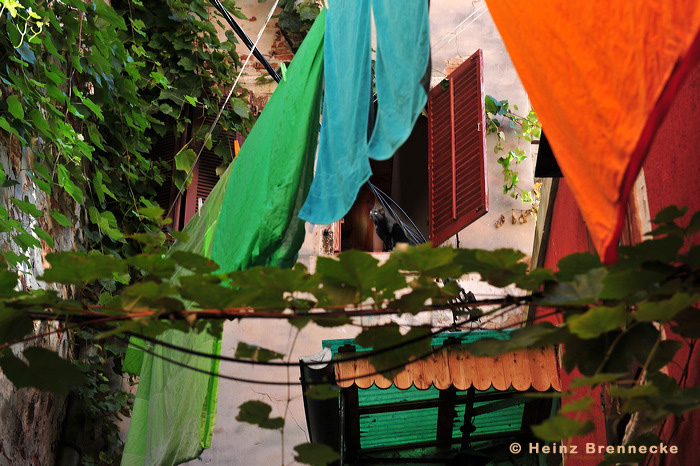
left=0, top=0, right=253, bottom=462
left=485, top=95, right=541, bottom=205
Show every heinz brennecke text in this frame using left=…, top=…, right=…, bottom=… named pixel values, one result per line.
left=526, top=442, right=679, bottom=455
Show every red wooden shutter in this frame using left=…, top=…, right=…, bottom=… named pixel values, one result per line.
left=183, top=100, right=239, bottom=223
left=149, top=131, right=186, bottom=228
left=428, top=48, right=488, bottom=246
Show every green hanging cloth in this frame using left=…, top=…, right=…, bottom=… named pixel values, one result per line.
left=121, top=10, right=325, bottom=465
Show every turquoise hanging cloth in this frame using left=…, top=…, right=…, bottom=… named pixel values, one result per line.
left=299, top=0, right=430, bottom=225
left=121, top=9, right=325, bottom=466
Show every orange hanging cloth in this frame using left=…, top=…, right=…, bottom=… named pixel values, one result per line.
left=485, top=1, right=700, bottom=263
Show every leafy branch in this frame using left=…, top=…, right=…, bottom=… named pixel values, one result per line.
left=485, top=95, right=542, bottom=205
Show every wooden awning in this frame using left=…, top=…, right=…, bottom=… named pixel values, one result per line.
left=335, top=346, right=561, bottom=392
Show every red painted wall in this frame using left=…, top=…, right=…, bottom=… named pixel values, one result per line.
left=539, top=58, right=700, bottom=465
left=638, top=57, right=700, bottom=466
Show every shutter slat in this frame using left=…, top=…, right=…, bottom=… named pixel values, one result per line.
left=428, top=49, right=488, bottom=246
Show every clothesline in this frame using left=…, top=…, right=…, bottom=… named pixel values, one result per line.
left=165, top=0, right=281, bottom=220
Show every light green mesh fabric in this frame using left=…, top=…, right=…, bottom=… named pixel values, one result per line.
left=121, top=10, right=325, bottom=465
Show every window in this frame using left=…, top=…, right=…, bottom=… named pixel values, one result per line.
left=149, top=103, right=241, bottom=230
left=337, top=49, right=489, bottom=252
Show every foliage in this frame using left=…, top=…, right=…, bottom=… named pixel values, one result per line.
left=0, top=0, right=254, bottom=270
left=0, top=204, right=698, bottom=461
left=0, top=0, right=253, bottom=462
left=274, top=0, right=321, bottom=35
left=485, top=95, right=541, bottom=203
left=71, top=329, right=134, bottom=465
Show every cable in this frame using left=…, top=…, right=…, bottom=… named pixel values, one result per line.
left=165, top=0, right=282, bottom=220
left=121, top=302, right=523, bottom=386
left=121, top=304, right=565, bottom=387
left=432, top=7, right=489, bottom=55
left=209, top=0, right=281, bottom=83
left=430, top=4, right=486, bottom=52
left=121, top=300, right=524, bottom=368
left=368, top=181, right=427, bottom=245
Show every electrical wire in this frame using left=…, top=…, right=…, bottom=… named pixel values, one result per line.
left=121, top=305, right=566, bottom=387
left=430, top=4, right=486, bottom=52
left=432, top=7, right=489, bottom=55
left=367, top=181, right=427, bottom=245
left=121, top=299, right=527, bottom=368
left=165, top=0, right=282, bottom=220
left=121, top=302, right=526, bottom=386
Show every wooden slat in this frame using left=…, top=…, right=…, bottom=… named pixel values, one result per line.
left=447, top=347, right=469, bottom=390
left=543, top=347, right=562, bottom=392
left=408, top=358, right=432, bottom=390
left=354, top=355, right=373, bottom=389
left=489, top=354, right=509, bottom=391
left=503, top=349, right=533, bottom=391
left=499, top=353, right=513, bottom=391
left=393, top=366, right=413, bottom=390
left=528, top=347, right=552, bottom=392
left=333, top=345, right=560, bottom=392
left=336, top=359, right=355, bottom=388
left=373, top=368, right=394, bottom=389
left=473, top=356, right=494, bottom=391
left=429, top=349, right=452, bottom=390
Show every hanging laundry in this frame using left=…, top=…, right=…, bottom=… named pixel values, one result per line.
left=299, top=0, right=430, bottom=225
left=121, top=9, right=326, bottom=465
left=485, top=0, right=700, bottom=263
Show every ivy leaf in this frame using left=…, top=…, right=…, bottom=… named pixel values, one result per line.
left=41, top=252, right=127, bottom=285
left=128, top=254, right=176, bottom=279
left=569, top=372, right=642, bottom=389
left=81, top=97, right=103, bottom=120
left=236, top=400, right=284, bottom=429
left=467, top=324, right=562, bottom=356
left=354, top=325, right=432, bottom=378
left=88, top=207, right=123, bottom=241
left=94, top=170, right=117, bottom=204
left=0, top=347, right=86, bottom=395
left=170, top=251, right=219, bottom=273
left=174, top=148, right=197, bottom=172
left=6, top=95, right=24, bottom=119
left=33, top=226, right=54, bottom=248
left=560, top=396, right=594, bottom=414
left=304, top=385, right=340, bottom=401
left=566, top=304, right=628, bottom=339
left=57, top=164, right=83, bottom=203
left=50, top=210, right=71, bottom=227
left=0, top=307, right=33, bottom=345
left=635, top=293, right=700, bottom=322
left=13, top=231, right=42, bottom=251
left=539, top=268, right=607, bottom=305
left=599, top=269, right=664, bottom=300
left=232, top=98, right=250, bottom=119
left=10, top=197, right=42, bottom=218
left=531, top=415, right=594, bottom=441
left=387, top=243, right=461, bottom=277
left=647, top=340, right=682, bottom=372
left=234, top=342, right=284, bottom=362
left=293, top=443, right=339, bottom=466
left=652, top=205, right=687, bottom=224
left=555, top=253, right=601, bottom=282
